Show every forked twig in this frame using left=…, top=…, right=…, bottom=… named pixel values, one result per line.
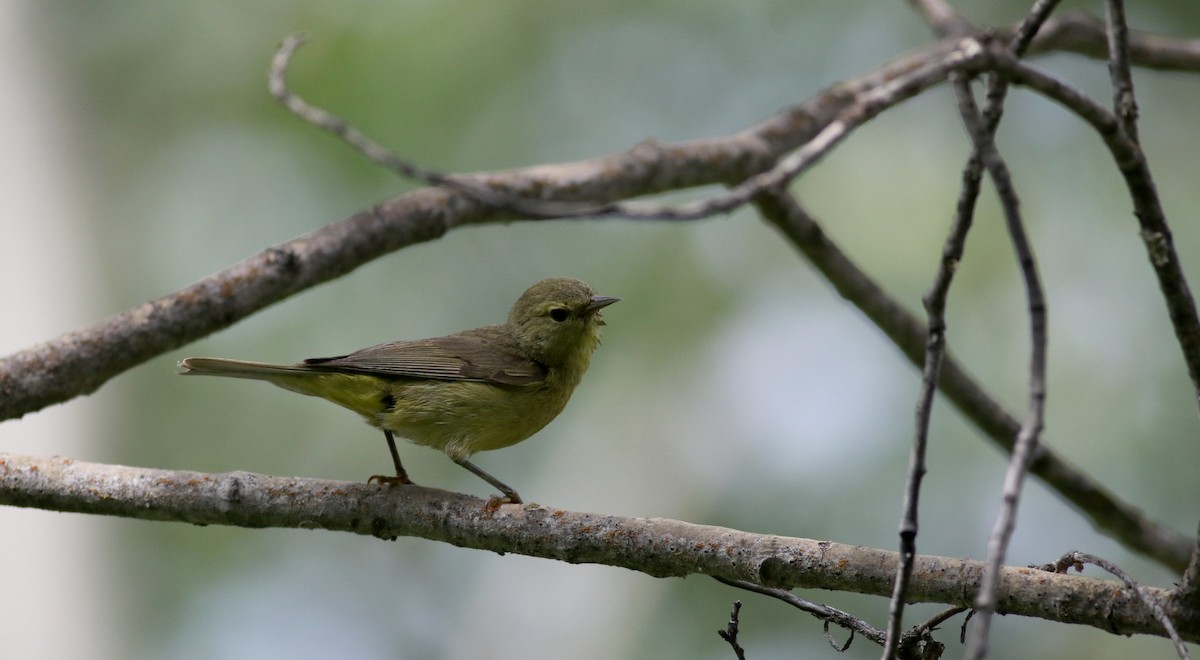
left=717, top=601, right=747, bottom=660
left=714, top=576, right=885, bottom=647
left=885, top=4, right=1061, bottom=657
left=1037, top=551, right=1191, bottom=659
left=956, top=76, right=1048, bottom=660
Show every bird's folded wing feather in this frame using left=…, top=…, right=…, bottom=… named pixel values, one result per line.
left=302, top=334, right=546, bottom=386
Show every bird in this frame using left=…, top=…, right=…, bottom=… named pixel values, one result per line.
left=178, top=277, right=618, bottom=504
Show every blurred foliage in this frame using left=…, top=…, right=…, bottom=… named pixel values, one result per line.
left=4, top=0, right=1199, bottom=658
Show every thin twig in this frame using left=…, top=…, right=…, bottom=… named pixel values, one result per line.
left=752, top=190, right=1189, bottom=572
left=994, top=40, right=1200, bottom=437
left=885, top=8, right=1062, bottom=656
left=717, top=601, right=747, bottom=660
left=1040, top=551, right=1191, bottom=659
left=822, top=620, right=854, bottom=653
left=913, top=1, right=1200, bottom=74
left=268, top=35, right=451, bottom=188
left=895, top=605, right=967, bottom=659
left=272, top=32, right=988, bottom=225
left=881, top=73, right=980, bottom=658
left=714, top=577, right=885, bottom=646
left=914, top=606, right=970, bottom=637
left=268, top=34, right=610, bottom=219
left=907, top=0, right=976, bottom=37
left=1180, top=521, right=1200, bottom=609
left=1027, top=10, right=1200, bottom=71
left=954, top=70, right=1049, bottom=660
left=611, top=39, right=989, bottom=222
left=1092, top=16, right=1195, bottom=650
left=1010, top=0, right=1066, bottom=56
left=1104, top=0, right=1140, bottom=143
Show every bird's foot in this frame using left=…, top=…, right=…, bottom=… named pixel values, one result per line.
left=483, top=494, right=521, bottom=513
left=368, top=474, right=413, bottom=486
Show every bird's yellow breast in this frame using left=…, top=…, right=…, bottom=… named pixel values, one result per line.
left=376, top=375, right=577, bottom=460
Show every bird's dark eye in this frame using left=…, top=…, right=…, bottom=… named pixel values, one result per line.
left=549, top=307, right=570, bottom=322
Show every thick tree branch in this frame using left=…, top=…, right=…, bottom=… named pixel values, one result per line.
left=0, top=452, right=1195, bottom=643
left=4, top=23, right=1197, bottom=422
left=1, top=33, right=896, bottom=422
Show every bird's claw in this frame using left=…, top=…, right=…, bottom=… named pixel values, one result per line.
left=368, top=474, right=413, bottom=486
left=483, top=494, right=521, bottom=513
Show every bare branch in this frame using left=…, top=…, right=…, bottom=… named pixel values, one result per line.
left=912, top=606, right=969, bottom=640
left=0, top=36, right=1000, bottom=422
left=886, top=11, right=1063, bottom=655
left=268, top=34, right=453, bottom=190
left=907, top=0, right=976, bottom=37
left=0, top=88, right=838, bottom=422
left=992, top=48, right=1200, bottom=427
left=269, top=34, right=610, bottom=219
left=714, top=576, right=885, bottom=646
left=1180, top=522, right=1200, bottom=609
left=716, top=601, right=747, bottom=660
left=751, top=190, right=1190, bottom=573
left=612, top=38, right=1021, bottom=222
left=909, top=3, right=1200, bottom=73
left=954, top=72, right=1048, bottom=660
left=1027, top=10, right=1200, bottom=72
left=883, top=71, right=984, bottom=659
left=0, top=27, right=1192, bottom=585
left=1042, top=551, right=1192, bottom=659
left=1009, top=0, right=1067, bottom=57
left=1, top=452, right=1194, bottom=641
left=8, top=30, right=923, bottom=422
left=1104, top=1, right=1140, bottom=142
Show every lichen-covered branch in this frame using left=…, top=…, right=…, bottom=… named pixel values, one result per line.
left=0, top=452, right=1195, bottom=643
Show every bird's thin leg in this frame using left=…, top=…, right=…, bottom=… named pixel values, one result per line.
left=452, top=457, right=521, bottom=504
left=368, top=430, right=413, bottom=486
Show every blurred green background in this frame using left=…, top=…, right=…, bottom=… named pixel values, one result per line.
left=1, top=1, right=1197, bottom=658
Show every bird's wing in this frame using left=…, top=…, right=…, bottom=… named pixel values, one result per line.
left=302, top=333, right=546, bottom=386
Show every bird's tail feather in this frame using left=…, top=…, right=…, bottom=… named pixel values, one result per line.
left=177, top=357, right=310, bottom=380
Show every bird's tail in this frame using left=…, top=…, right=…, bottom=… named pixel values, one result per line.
left=179, top=356, right=388, bottom=418
left=177, top=357, right=310, bottom=380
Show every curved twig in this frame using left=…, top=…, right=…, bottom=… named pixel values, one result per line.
left=884, top=5, right=1063, bottom=654
left=992, top=41, right=1200, bottom=426
left=1042, top=551, right=1191, bottom=659
left=956, top=73, right=1048, bottom=660
left=714, top=576, right=885, bottom=647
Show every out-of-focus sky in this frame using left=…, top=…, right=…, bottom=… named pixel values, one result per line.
left=1, top=1, right=1198, bottom=658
